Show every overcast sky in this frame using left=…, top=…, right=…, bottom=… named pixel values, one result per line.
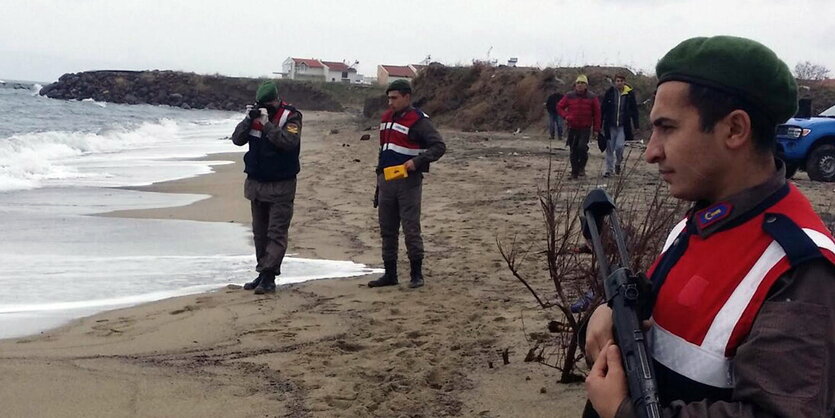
left=1, top=0, right=833, bottom=83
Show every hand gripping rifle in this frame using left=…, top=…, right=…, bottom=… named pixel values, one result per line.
left=582, top=189, right=661, bottom=418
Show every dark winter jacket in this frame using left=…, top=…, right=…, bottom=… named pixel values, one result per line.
left=557, top=90, right=601, bottom=132
left=601, top=85, right=639, bottom=140
left=231, top=103, right=302, bottom=182
left=545, top=93, right=563, bottom=116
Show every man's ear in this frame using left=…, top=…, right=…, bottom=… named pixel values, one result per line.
left=723, top=109, right=752, bottom=150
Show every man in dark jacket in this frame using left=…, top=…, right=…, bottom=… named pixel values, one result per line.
left=583, top=36, right=834, bottom=418
left=600, top=74, right=639, bottom=176
left=368, top=79, right=446, bottom=289
left=558, top=75, right=602, bottom=178
left=230, top=81, right=302, bottom=295
left=545, top=89, right=564, bottom=140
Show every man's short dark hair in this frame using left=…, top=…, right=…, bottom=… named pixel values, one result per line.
left=386, top=79, right=412, bottom=95
left=614, top=74, right=627, bottom=81
left=687, top=84, right=777, bottom=153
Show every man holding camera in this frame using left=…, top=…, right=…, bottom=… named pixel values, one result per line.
left=230, top=80, right=302, bottom=294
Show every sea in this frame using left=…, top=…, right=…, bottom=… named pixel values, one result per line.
left=0, top=80, right=375, bottom=339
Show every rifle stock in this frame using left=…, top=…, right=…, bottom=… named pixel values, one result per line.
left=582, top=189, right=661, bottom=418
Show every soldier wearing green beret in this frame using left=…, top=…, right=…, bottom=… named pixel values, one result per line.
left=583, top=36, right=835, bottom=417
left=230, top=80, right=303, bottom=294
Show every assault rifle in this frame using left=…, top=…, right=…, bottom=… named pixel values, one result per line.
left=582, top=189, right=661, bottom=418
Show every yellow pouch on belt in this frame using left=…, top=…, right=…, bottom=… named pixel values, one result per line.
left=383, top=164, right=408, bottom=181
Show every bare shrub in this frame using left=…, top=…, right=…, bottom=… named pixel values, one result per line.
left=498, top=150, right=685, bottom=382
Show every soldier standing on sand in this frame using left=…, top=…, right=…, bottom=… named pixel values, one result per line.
left=368, top=79, right=446, bottom=289
left=230, top=81, right=303, bottom=295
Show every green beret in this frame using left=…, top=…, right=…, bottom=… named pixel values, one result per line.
left=255, top=80, right=279, bottom=103
left=656, top=36, right=797, bottom=123
left=386, top=79, right=412, bottom=94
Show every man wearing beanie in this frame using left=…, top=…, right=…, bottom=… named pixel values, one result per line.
left=558, top=74, right=602, bottom=178
left=368, top=79, right=446, bottom=289
left=583, top=36, right=834, bottom=418
left=230, top=80, right=303, bottom=294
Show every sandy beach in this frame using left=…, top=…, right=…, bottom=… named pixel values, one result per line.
left=1, top=111, right=831, bottom=418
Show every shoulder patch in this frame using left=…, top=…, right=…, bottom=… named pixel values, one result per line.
left=285, top=123, right=300, bottom=134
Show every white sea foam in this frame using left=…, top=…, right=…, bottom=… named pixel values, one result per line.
left=0, top=116, right=241, bottom=191
left=0, top=188, right=381, bottom=339
left=80, top=97, right=106, bottom=107
left=0, top=251, right=378, bottom=339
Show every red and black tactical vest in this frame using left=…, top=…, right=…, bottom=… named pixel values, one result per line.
left=378, top=108, right=427, bottom=170
left=646, top=183, right=835, bottom=401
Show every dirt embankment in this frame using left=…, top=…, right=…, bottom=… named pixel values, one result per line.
left=39, top=70, right=380, bottom=112
left=364, top=64, right=835, bottom=134
left=410, top=64, right=656, bottom=132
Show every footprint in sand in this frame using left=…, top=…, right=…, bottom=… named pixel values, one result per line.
left=169, top=305, right=198, bottom=315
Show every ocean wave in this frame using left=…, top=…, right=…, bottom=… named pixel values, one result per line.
left=0, top=116, right=240, bottom=192
left=0, top=80, right=36, bottom=90
left=80, top=97, right=106, bottom=107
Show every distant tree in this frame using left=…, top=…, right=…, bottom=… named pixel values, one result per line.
left=795, top=61, right=831, bottom=81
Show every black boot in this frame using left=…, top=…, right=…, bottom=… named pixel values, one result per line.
left=254, top=271, right=276, bottom=294
left=368, top=261, right=398, bottom=288
left=243, top=272, right=263, bottom=290
left=409, top=259, right=424, bottom=288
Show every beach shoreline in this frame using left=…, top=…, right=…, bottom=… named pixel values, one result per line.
left=2, top=110, right=831, bottom=417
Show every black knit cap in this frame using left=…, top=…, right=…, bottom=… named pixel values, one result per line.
left=386, top=79, right=412, bottom=94
left=656, top=36, right=797, bottom=123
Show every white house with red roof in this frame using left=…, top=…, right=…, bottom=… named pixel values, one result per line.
left=282, top=58, right=326, bottom=81
left=282, top=58, right=362, bottom=83
left=320, top=60, right=361, bottom=83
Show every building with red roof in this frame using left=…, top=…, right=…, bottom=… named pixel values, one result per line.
left=281, top=58, right=362, bottom=83
left=377, top=64, right=430, bottom=86
left=320, top=61, right=360, bottom=83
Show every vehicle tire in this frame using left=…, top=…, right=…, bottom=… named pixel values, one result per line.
left=784, top=163, right=799, bottom=179
left=806, top=144, right=835, bottom=182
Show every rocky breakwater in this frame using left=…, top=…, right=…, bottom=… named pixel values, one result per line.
left=39, top=70, right=344, bottom=111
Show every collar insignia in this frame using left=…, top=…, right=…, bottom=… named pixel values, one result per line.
left=695, top=202, right=733, bottom=229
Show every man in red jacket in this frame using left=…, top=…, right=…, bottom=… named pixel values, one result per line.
left=558, top=75, right=602, bottom=178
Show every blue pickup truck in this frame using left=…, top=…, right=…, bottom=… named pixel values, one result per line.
left=776, top=104, right=835, bottom=182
